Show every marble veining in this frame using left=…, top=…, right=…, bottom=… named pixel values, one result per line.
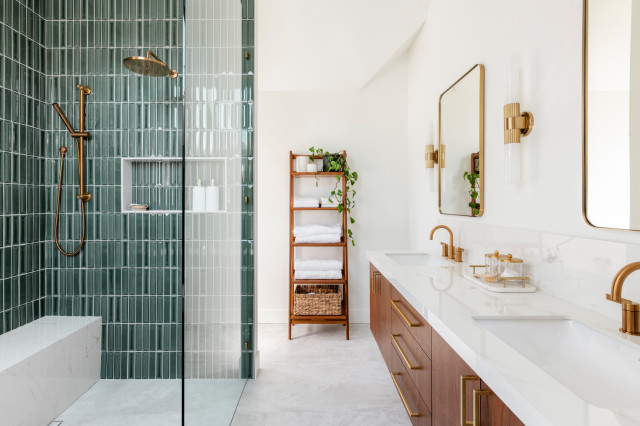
left=368, top=250, right=640, bottom=426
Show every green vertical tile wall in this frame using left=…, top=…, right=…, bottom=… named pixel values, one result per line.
left=43, top=0, right=184, bottom=379
left=0, top=0, right=47, bottom=335
left=240, top=0, right=255, bottom=379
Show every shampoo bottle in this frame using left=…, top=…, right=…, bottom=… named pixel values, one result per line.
left=192, top=179, right=206, bottom=211
left=205, top=179, right=220, bottom=211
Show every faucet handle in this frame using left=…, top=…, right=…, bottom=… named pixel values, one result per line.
left=440, top=242, right=448, bottom=257
left=455, top=247, right=464, bottom=263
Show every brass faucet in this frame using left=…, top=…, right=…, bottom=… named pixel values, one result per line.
left=430, top=225, right=461, bottom=261
left=607, top=262, right=640, bottom=335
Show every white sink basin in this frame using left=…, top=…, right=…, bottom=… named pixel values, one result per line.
left=474, top=316, right=640, bottom=408
left=385, top=253, right=444, bottom=267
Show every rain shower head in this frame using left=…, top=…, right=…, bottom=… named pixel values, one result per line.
left=123, top=50, right=178, bottom=79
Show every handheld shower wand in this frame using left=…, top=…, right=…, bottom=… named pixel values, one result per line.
left=52, top=84, right=92, bottom=256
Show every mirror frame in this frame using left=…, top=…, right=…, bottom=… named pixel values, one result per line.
left=438, top=63, right=485, bottom=217
left=581, top=0, right=636, bottom=231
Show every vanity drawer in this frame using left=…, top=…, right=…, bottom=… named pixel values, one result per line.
left=391, top=307, right=432, bottom=411
left=391, top=286, right=432, bottom=357
left=390, top=344, right=431, bottom=426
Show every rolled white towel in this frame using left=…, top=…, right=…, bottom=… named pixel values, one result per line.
left=295, top=258, right=343, bottom=271
left=293, top=224, right=341, bottom=238
left=295, top=270, right=342, bottom=280
left=294, top=234, right=341, bottom=244
left=320, top=197, right=340, bottom=207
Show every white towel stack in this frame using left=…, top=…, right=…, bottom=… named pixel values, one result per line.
left=320, top=197, right=340, bottom=208
left=293, top=197, right=319, bottom=208
left=293, top=223, right=342, bottom=244
left=294, top=258, right=343, bottom=280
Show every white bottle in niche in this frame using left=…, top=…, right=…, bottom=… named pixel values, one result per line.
left=192, top=179, right=206, bottom=211
left=205, top=179, right=220, bottom=212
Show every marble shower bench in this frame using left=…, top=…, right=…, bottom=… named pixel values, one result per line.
left=0, top=316, right=101, bottom=426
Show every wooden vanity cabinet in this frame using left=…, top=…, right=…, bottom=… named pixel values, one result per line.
left=370, top=263, right=524, bottom=426
left=370, top=265, right=392, bottom=367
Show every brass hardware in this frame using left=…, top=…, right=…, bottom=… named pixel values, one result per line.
left=371, top=271, right=381, bottom=295
left=391, top=372, right=420, bottom=417
left=391, top=300, right=419, bottom=327
left=441, top=242, right=449, bottom=257
left=498, top=254, right=523, bottom=263
left=244, top=341, right=248, bottom=350
left=439, top=64, right=484, bottom=218
left=430, top=225, right=457, bottom=260
left=391, top=334, right=421, bottom=370
left=245, top=50, right=250, bottom=60
left=425, top=145, right=440, bottom=168
left=461, top=375, right=479, bottom=426
left=455, top=247, right=464, bottom=263
left=607, top=262, right=640, bottom=335
left=504, top=103, right=534, bottom=144
left=439, top=144, right=446, bottom=169
left=244, top=196, right=249, bottom=204
left=123, top=50, right=178, bottom=79
left=52, top=84, right=92, bottom=256
left=497, top=276, right=530, bottom=288
left=469, top=265, right=485, bottom=274
left=473, top=389, right=493, bottom=425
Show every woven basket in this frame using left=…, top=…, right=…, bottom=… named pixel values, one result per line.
left=294, top=285, right=342, bottom=316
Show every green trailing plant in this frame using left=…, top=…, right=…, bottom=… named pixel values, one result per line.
left=463, top=171, right=480, bottom=216
left=309, top=146, right=358, bottom=246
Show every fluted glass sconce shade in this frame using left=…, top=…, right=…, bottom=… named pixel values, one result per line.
left=503, top=59, right=533, bottom=185
left=426, top=168, right=434, bottom=192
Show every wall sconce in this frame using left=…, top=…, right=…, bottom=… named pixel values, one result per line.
left=504, top=61, right=534, bottom=185
left=425, top=143, right=445, bottom=192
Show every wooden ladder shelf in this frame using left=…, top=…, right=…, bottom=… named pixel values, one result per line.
left=289, top=151, right=349, bottom=340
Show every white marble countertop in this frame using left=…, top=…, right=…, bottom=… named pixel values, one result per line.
left=367, top=250, right=640, bottom=426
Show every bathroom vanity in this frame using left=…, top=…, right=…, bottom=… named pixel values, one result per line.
left=368, top=251, right=640, bottom=426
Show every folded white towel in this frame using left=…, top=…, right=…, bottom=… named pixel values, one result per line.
left=294, top=202, right=319, bottom=208
left=295, top=270, right=342, bottom=280
left=295, top=234, right=341, bottom=244
left=295, top=258, right=343, bottom=271
left=320, top=197, right=340, bottom=207
left=293, top=224, right=341, bottom=238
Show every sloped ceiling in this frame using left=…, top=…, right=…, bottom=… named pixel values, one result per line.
left=257, top=0, right=430, bottom=92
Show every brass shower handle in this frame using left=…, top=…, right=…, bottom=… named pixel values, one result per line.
left=52, top=103, right=91, bottom=139
left=77, top=84, right=92, bottom=95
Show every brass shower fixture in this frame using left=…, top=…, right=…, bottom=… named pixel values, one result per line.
left=123, top=50, right=178, bottom=78
left=52, top=84, right=92, bottom=256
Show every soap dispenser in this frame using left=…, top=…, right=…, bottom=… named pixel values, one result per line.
left=205, top=179, right=220, bottom=212
left=192, top=179, right=206, bottom=211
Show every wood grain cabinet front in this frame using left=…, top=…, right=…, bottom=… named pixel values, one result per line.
left=390, top=345, right=431, bottom=426
left=370, top=265, right=524, bottom=426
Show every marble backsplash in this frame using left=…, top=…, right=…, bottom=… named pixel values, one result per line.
left=435, top=222, right=640, bottom=323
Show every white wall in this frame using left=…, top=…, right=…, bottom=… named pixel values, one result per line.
left=407, top=0, right=640, bottom=320
left=256, top=56, right=411, bottom=323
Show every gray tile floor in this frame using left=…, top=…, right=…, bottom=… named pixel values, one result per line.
left=55, top=324, right=409, bottom=426
left=231, top=324, right=411, bottom=426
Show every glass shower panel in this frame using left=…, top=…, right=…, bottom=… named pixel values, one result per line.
left=183, top=0, right=253, bottom=424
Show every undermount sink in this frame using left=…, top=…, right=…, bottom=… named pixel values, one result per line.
left=385, top=253, right=444, bottom=267
left=474, top=316, right=640, bottom=408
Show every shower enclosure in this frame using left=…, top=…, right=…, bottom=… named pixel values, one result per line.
left=0, top=0, right=254, bottom=424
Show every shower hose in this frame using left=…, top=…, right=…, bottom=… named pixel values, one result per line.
left=54, top=143, right=86, bottom=256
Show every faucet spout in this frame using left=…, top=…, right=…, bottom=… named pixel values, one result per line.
left=430, top=225, right=455, bottom=260
left=607, top=262, right=640, bottom=335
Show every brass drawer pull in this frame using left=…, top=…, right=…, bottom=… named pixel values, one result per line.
left=391, top=334, right=421, bottom=370
left=391, top=300, right=420, bottom=327
left=371, top=271, right=381, bottom=295
left=460, top=375, right=479, bottom=426
left=473, top=389, right=493, bottom=425
left=391, top=372, right=420, bottom=417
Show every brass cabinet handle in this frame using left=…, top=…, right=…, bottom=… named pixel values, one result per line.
left=391, top=372, right=420, bottom=417
left=460, top=375, right=479, bottom=426
left=371, top=271, right=381, bottom=295
left=473, top=389, right=493, bottom=426
left=390, top=300, right=420, bottom=327
left=391, top=334, right=421, bottom=370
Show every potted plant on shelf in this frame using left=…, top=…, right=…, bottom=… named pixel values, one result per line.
left=308, top=146, right=358, bottom=246
left=463, top=171, right=480, bottom=216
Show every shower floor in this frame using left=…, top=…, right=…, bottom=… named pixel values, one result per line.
left=54, top=378, right=246, bottom=426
